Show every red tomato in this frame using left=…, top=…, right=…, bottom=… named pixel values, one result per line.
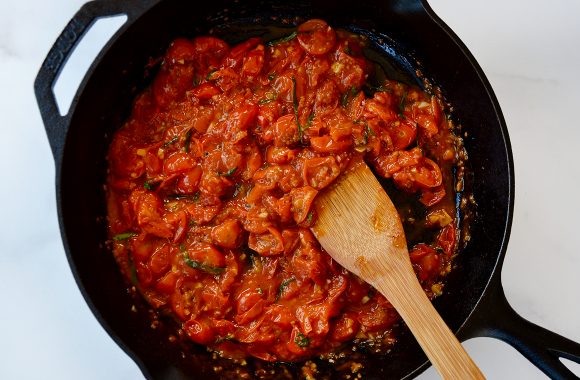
left=409, top=243, right=442, bottom=282
left=163, top=152, right=196, bottom=175
left=297, top=19, right=336, bottom=55
left=302, top=156, right=340, bottom=190
left=290, top=186, right=318, bottom=224
left=184, top=318, right=215, bottom=344
left=330, top=313, right=360, bottom=342
left=165, top=38, right=197, bottom=65
left=437, top=224, right=457, bottom=257
left=420, top=184, right=446, bottom=206
left=192, top=36, right=230, bottom=69
left=389, top=119, right=417, bottom=150
left=248, top=227, right=284, bottom=256
left=211, top=219, right=243, bottom=249
left=241, top=45, right=265, bottom=77
left=152, top=65, right=195, bottom=108
left=175, top=166, right=202, bottom=194
left=186, top=243, right=226, bottom=269
left=190, top=82, right=221, bottom=99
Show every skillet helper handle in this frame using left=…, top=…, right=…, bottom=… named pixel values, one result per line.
left=465, top=281, right=580, bottom=380
left=34, top=0, right=147, bottom=161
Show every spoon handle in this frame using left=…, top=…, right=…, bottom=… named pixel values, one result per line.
left=368, top=261, right=485, bottom=380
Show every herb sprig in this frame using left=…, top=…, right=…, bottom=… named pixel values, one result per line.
left=113, top=232, right=137, bottom=241
left=267, top=31, right=298, bottom=46
left=294, top=332, right=310, bottom=348
left=183, top=254, right=225, bottom=276
left=276, top=277, right=296, bottom=301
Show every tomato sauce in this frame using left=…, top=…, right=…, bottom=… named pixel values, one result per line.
left=106, top=19, right=462, bottom=362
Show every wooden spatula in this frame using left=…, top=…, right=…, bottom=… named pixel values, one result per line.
left=311, top=160, right=485, bottom=380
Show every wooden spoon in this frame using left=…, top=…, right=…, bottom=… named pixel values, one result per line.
left=311, top=160, right=485, bottom=380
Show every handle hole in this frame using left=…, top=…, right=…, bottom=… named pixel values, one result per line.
left=53, top=14, right=127, bottom=116
left=560, top=358, right=580, bottom=377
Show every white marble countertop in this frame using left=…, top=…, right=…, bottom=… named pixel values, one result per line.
left=1, top=0, right=579, bottom=379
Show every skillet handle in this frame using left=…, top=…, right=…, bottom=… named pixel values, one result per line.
left=462, top=280, right=580, bottom=380
left=33, top=0, right=154, bottom=162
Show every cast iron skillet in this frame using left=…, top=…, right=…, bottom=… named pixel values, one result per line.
left=35, top=0, right=580, bottom=378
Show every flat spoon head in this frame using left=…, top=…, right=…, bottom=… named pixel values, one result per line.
left=311, top=161, right=484, bottom=380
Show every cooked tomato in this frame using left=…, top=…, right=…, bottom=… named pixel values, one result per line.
left=107, top=19, right=463, bottom=363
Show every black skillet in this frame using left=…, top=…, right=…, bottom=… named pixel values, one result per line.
left=35, top=0, right=580, bottom=378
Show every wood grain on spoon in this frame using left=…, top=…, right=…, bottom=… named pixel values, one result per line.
left=311, top=160, right=484, bottom=380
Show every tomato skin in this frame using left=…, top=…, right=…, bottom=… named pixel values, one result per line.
left=175, top=166, right=202, bottom=194
left=163, top=152, right=196, bottom=175
left=165, top=38, right=197, bottom=65
left=129, top=189, right=173, bottom=238
left=302, top=156, right=340, bottom=190
left=273, top=114, right=299, bottom=147
left=185, top=319, right=215, bottom=345
left=297, top=19, right=336, bottom=55
left=190, top=82, right=221, bottom=99
left=211, top=219, right=242, bottom=249
left=241, top=45, right=265, bottom=77
left=153, top=65, right=195, bottom=108
left=248, top=227, right=285, bottom=256
left=390, top=119, right=417, bottom=150
left=265, top=146, right=296, bottom=164
left=437, top=224, right=457, bottom=257
left=186, top=243, right=226, bottom=268
left=409, top=243, right=443, bottom=282
left=330, top=313, right=360, bottom=342
left=290, top=186, right=318, bottom=224
left=420, top=184, right=446, bottom=206
left=192, top=36, right=230, bottom=69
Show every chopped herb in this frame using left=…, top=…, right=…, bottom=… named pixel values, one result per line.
left=291, top=76, right=303, bottom=142
left=291, top=76, right=299, bottom=117
left=113, top=232, right=137, bottom=241
left=267, top=73, right=276, bottom=81
left=305, top=211, right=314, bottom=224
left=304, top=113, right=314, bottom=131
left=341, top=86, right=358, bottom=108
left=276, top=277, right=296, bottom=301
left=258, top=98, right=276, bottom=105
left=215, top=334, right=237, bottom=344
left=398, top=90, right=408, bottom=117
left=127, top=255, right=138, bottom=285
left=143, top=180, right=154, bottom=190
left=220, top=167, right=237, bottom=177
left=365, top=124, right=376, bottom=137
left=245, top=248, right=259, bottom=268
left=258, top=92, right=277, bottom=105
left=162, top=136, right=179, bottom=148
left=193, top=191, right=200, bottom=202
left=355, top=124, right=376, bottom=152
left=183, top=254, right=225, bottom=276
left=167, top=193, right=198, bottom=201
left=184, top=129, right=193, bottom=153
left=363, top=83, right=388, bottom=96
left=256, top=287, right=263, bottom=295
left=294, top=332, right=310, bottom=348
left=267, top=31, right=298, bottom=46
left=206, top=69, right=217, bottom=81
left=129, top=263, right=138, bottom=285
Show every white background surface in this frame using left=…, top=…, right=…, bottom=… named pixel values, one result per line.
left=1, top=0, right=579, bottom=379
